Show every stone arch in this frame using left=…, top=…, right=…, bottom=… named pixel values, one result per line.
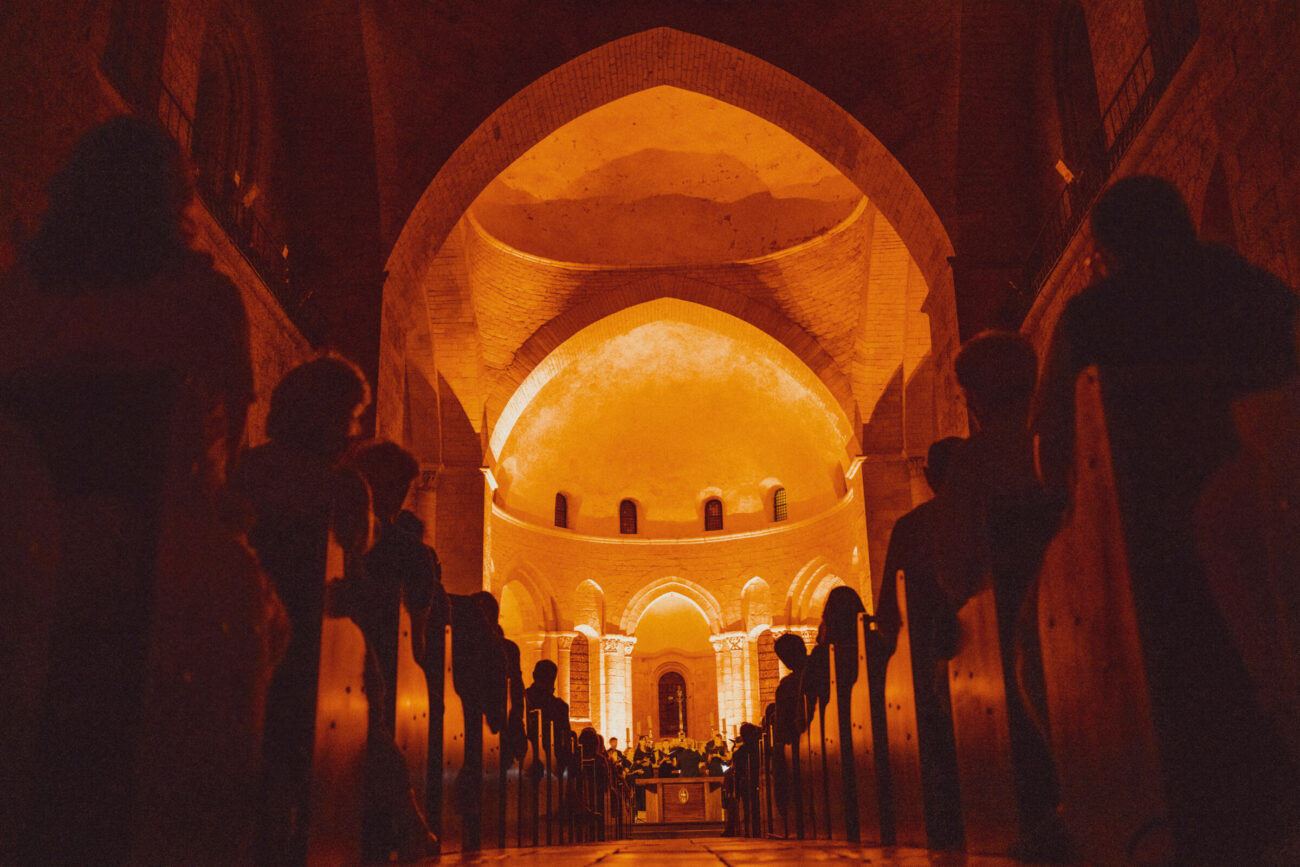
left=620, top=577, right=725, bottom=635
left=741, top=577, right=773, bottom=633
left=785, top=556, right=831, bottom=623
left=482, top=275, right=858, bottom=451
left=807, top=572, right=849, bottom=620
left=384, top=26, right=956, bottom=383
left=573, top=579, right=605, bottom=634
left=493, top=563, right=557, bottom=633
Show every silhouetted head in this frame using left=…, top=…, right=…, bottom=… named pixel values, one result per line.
left=739, top=723, right=761, bottom=744
left=924, top=436, right=965, bottom=493
left=774, top=632, right=807, bottom=670
left=821, top=586, right=866, bottom=646
left=351, top=440, right=419, bottom=521
left=578, top=727, right=601, bottom=757
left=954, top=331, right=1038, bottom=428
left=531, top=659, right=558, bottom=692
left=27, top=115, right=195, bottom=290
left=1091, top=175, right=1196, bottom=272
left=471, top=590, right=500, bottom=625
left=266, top=356, right=370, bottom=459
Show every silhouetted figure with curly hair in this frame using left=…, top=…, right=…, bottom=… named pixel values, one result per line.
left=1034, top=175, right=1300, bottom=864
left=876, top=436, right=965, bottom=850
left=937, top=331, right=1066, bottom=862
left=233, top=356, right=373, bottom=866
left=0, top=116, right=279, bottom=865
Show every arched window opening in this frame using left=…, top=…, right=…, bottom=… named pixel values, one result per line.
left=658, top=671, right=688, bottom=737
left=773, top=487, right=788, bottom=522
left=619, top=499, right=637, bottom=534
left=757, top=631, right=779, bottom=708
left=704, top=498, right=723, bottom=531
left=102, top=0, right=167, bottom=113
left=569, top=634, right=589, bottom=719
left=1054, top=3, right=1104, bottom=185
left=192, top=19, right=257, bottom=222
left=1144, top=0, right=1199, bottom=79
left=554, top=492, right=568, bottom=528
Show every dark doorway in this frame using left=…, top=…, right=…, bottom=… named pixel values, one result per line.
left=658, top=671, right=688, bottom=737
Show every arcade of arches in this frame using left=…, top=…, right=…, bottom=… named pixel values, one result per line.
left=384, top=83, right=949, bottom=743
left=7, top=1, right=1300, bottom=861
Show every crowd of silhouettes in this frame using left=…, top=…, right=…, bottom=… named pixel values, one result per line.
left=4, top=113, right=1299, bottom=866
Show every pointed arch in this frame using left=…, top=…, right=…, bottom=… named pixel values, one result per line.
left=492, top=562, right=558, bottom=633
left=385, top=26, right=955, bottom=366
left=620, top=577, right=725, bottom=634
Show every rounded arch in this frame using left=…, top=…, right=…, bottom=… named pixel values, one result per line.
left=483, top=280, right=858, bottom=458
left=786, top=556, right=830, bottom=616
left=573, top=579, right=605, bottom=634
left=385, top=26, right=954, bottom=362
left=807, top=572, right=849, bottom=620
left=741, top=577, right=773, bottom=633
left=621, top=577, right=725, bottom=634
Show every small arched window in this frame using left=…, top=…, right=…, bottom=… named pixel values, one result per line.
left=554, top=492, right=568, bottom=528
left=619, top=499, right=637, bottom=535
left=773, top=487, right=788, bottom=522
left=704, top=498, right=723, bottom=531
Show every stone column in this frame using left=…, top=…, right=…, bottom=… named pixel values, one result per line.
left=600, top=635, right=636, bottom=743
left=710, top=635, right=731, bottom=735
left=710, top=632, right=750, bottom=735
left=726, top=633, right=748, bottom=728
left=553, top=632, right=577, bottom=704
left=745, top=636, right=761, bottom=723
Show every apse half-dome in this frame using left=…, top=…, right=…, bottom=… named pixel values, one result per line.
left=491, top=298, right=855, bottom=538
left=468, top=85, right=863, bottom=265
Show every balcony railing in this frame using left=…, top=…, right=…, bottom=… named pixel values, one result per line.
left=1015, top=13, right=1200, bottom=322
left=103, top=48, right=324, bottom=344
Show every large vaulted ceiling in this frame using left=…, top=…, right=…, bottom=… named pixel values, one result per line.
left=469, top=86, right=862, bottom=265
left=493, top=299, right=853, bottom=537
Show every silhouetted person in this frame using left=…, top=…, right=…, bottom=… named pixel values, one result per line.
left=674, top=739, right=702, bottom=777
left=722, top=723, right=762, bottom=836
left=234, top=356, right=373, bottom=867
left=348, top=442, right=439, bottom=729
left=876, top=435, right=964, bottom=849
left=771, top=632, right=809, bottom=834
left=804, top=585, right=881, bottom=843
left=525, top=659, right=571, bottom=777
left=1033, top=175, right=1300, bottom=863
left=703, top=732, right=730, bottom=776
left=471, top=591, right=526, bottom=760
left=344, top=441, right=441, bottom=862
left=0, top=116, right=280, bottom=865
left=631, top=734, right=655, bottom=811
left=936, top=330, right=1066, bottom=861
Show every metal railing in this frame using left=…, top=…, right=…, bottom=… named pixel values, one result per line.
left=1016, top=14, right=1200, bottom=321
left=102, top=45, right=324, bottom=344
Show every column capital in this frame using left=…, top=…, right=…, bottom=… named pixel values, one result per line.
left=601, top=634, right=637, bottom=655
left=709, top=631, right=748, bottom=652
left=550, top=630, right=581, bottom=650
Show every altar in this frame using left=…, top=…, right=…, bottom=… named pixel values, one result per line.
left=635, top=777, right=725, bottom=823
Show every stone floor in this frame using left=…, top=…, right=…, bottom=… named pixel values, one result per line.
left=431, top=838, right=1039, bottom=865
